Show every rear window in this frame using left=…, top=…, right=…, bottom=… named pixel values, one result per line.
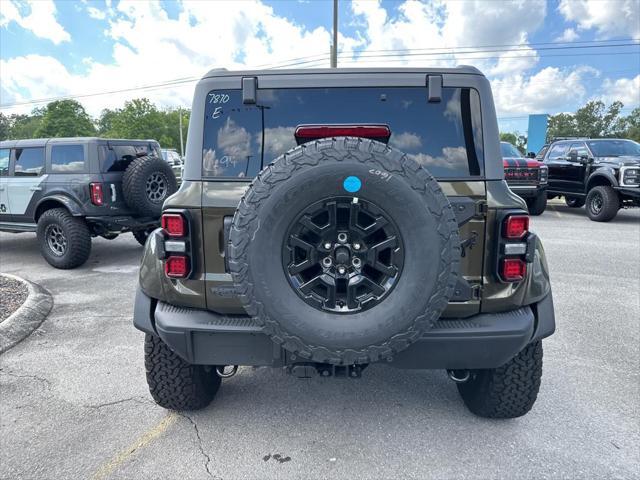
left=51, top=145, right=85, bottom=173
left=99, top=143, right=160, bottom=172
left=203, top=87, right=484, bottom=179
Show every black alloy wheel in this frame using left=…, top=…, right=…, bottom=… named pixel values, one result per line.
left=589, top=190, right=603, bottom=215
left=146, top=172, right=169, bottom=204
left=283, top=197, right=404, bottom=314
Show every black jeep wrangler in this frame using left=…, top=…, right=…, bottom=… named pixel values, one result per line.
left=540, top=138, right=640, bottom=221
left=134, top=67, right=555, bottom=418
left=0, top=138, right=178, bottom=268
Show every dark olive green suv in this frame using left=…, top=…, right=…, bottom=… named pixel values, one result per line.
left=133, top=67, right=555, bottom=418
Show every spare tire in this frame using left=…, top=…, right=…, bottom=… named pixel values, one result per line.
left=122, top=156, right=178, bottom=217
left=229, top=137, right=460, bottom=365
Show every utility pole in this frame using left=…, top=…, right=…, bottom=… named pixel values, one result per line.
left=178, top=107, right=184, bottom=157
left=331, top=0, right=338, bottom=68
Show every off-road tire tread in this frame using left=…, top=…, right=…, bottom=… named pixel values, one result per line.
left=132, top=229, right=150, bottom=246
left=37, top=208, right=91, bottom=269
left=526, top=193, right=547, bottom=216
left=585, top=186, right=619, bottom=222
left=457, top=341, right=543, bottom=418
left=144, top=334, right=220, bottom=410
left=123, top=155, right=178, bottom=217
left=229, top=137, right=460, bottom=365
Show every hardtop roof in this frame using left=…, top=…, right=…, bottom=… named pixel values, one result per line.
left=0, top=137, right=159, bottom=148
left=201, top=65, right=484, bottom=80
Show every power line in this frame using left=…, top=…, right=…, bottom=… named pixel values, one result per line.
left=1, top=45, right=638, bottom=109
left=251, top=37, right=640, bottom=69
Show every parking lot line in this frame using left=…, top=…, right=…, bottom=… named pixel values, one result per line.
left=92, top=412, right=177, bottom=480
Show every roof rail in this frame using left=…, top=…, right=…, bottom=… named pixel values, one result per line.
left=551, top=136, right=590, bottom=141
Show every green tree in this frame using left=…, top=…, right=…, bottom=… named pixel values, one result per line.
left=624, top=107, right=640, bottom=142
left=500, top=132, right=528, bottom=154
left=0, top=113, right=10, bottom=141
left=7, top=108, right=45, bottom=139
left=35, top=100, right=95, bottom=138
left=101, top=99, right=190, bottom=150
left=546, top=100, right=627, bottom=142
left=97, top=108, right=118, bottom=136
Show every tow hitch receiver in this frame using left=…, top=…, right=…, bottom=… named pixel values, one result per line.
left=288, top=363, right=368, bottom=379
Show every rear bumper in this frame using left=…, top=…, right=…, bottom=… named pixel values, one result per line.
left=134, top=288, right=555, bottom=370
left=85, top=216, right=158, bottom=234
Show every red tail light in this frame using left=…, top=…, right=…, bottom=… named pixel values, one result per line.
left=165, top=255, right=189, bottom=278
left=90, top=183, right=104, bottom=206
left=501, top=258, right=527, bottom=281
left=162, top=213, right=185, bottom=237
left=295, top=125, right=391, bottom=140
left=503, top=215, right=529, bottom=239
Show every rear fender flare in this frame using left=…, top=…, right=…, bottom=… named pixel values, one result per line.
left=35, top=195, right=84, bottom=221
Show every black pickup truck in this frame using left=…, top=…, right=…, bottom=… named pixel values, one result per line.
left=501, top=142, right=548, bottom=215
left=539, top=138, right=640, bottom=221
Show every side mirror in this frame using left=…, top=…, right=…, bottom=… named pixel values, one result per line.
left=568, top=150, right=578, bottom=162
left=580, top=156, right=592, bottom=165
left=526, top=152, right=536, bottom=158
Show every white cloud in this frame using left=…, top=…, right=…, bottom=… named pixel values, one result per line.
left=601, top=75, right=640, bottom=107
left=390, top=132, right=422, bottom=150
left=555, top=28, right=579, bottom=42
left=558, top=0, right=640, bottom=38
left=345, top=0, right=545, bottom=76
left=491, top=66, right=599, bottom=115
left=1, top=0, right=335, bottom=115
left=0, top=0, right=629, bottom=124
left=0, top=0, right=70, bottom=44
left=86, top=6, right=106, bottom=20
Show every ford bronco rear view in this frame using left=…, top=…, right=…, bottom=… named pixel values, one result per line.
left=133, top=67, right=555, bottom=418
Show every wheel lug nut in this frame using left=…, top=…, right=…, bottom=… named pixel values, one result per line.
left=337, top=233, right=348, bottom=243
left=324, top=242, right=332, bottom=250
left=337, top=266, right=346, bottom=275
left=352, top=258, right=361, bottom=268
left=322, top=257, right=332, bottom=267
left=353, top=242, right=361, bottom=250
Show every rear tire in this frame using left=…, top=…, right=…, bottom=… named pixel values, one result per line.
left=36, top=208, right=91, bottom=269
left=565, top=196, right=585, bottom=208
left=144, top=334, right=220, bottom=410
left=132, top=229, right=153, bottom=246
left=586, top=186, right=619, bottom=222
left=526, top=193, right=547, bottom=216
left=457, top=341, right=543, bottom=418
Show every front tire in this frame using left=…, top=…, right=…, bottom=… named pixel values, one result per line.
left=457, top=341, right=543, bottom=418
left=586, top=186, right=619, bottom=222
left=144, top=334, right=220, bottom=410
left=526, top=193, right=547, bottom=216
left=36, top=208, right=91, bottom=269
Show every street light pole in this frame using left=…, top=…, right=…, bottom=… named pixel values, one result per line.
left=331, top=0, right=338, bottom=68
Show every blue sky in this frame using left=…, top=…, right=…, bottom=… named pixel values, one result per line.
left=1, top=0, right=638, bottom=135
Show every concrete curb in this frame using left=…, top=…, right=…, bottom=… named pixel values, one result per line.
left=0, top=273, right=53, bottom=354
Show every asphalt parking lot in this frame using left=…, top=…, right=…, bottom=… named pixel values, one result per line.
left=1, top=202, right=638, bottom=480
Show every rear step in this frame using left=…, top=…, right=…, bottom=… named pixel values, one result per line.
left=153, top=301, right=535, bottom=370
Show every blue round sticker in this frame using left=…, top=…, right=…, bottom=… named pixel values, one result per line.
left=343, top=176, right=362, bottom=193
